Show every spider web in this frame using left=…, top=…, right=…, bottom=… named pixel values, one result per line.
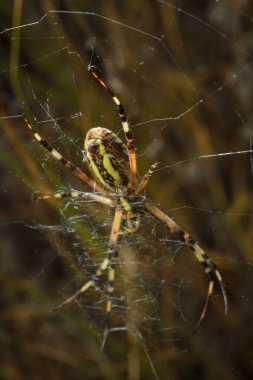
left=1, top=2, right=253, bottom=379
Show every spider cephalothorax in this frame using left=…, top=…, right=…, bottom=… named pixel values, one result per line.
left=22, top=66, right=227, bottom=335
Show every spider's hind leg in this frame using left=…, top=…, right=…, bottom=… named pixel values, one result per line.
left=22, top=114, right=105, bottom=194
left=88, top=67, right=137, bottom=187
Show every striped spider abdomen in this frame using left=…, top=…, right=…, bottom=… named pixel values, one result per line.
left=85, top=127, right=130, bottom=192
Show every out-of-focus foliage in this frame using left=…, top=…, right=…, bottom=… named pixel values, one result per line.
left=0, top=1, right=253, bottom=379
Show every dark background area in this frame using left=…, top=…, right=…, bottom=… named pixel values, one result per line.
left=0, top=1, right=253, bottom=379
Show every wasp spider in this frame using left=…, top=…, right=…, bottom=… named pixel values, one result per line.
left=22, top=66, right=227, bottom=333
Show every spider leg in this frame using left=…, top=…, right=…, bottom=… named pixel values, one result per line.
left=22, top=114, right=106, bottom=195
left=32, top=190, right=115, bottom=206
left=136, top=161, right=159, bottom=194
left=102, top=218, right=125, bottom=350
left=145, top=203, right=228, bottom=332
left=106, top=232, right=123, bottom=314
left=88, top=67, right=137, bottom=187
left=118, top=196, right=140, bottom=234
left=53, top=207, right=123, bottom=311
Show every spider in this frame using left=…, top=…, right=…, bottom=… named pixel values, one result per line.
left=22, top=66, right=227, bottom=333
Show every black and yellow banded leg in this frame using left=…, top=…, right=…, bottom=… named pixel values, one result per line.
left=101, top=221, right=124, bottom=350
left=117, top=196, right=140, bottom=234
left=100, top=260, right=117, bottom=350
left=192, top=263, right=215, bottom=334
left=106, top=231, right=123, bottom=315
left=136, top=161, right=159, bottom=194
left=145, top=203, right=228, bottom=332
left=88, top=67, right=137, bottom=187
left=54, top=207, right=124, bottom=311
left=22, top=114, right=106, bottom=195
left=32, top=190, right=115, bottom=206
left=106, top=261, right=116, bottom=315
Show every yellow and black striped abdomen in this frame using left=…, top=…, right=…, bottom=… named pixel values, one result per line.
left=84, top=127, right=130, bottom=192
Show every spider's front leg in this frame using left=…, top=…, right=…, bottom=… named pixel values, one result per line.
left=53, top=207, right=123, bottom=313
left=117, top=196, right=141, bottom=234
left=145, top=202, right=228, bottom=332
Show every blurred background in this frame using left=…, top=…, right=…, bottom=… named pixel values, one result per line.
left=1, top=1, right=253, bottom=379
